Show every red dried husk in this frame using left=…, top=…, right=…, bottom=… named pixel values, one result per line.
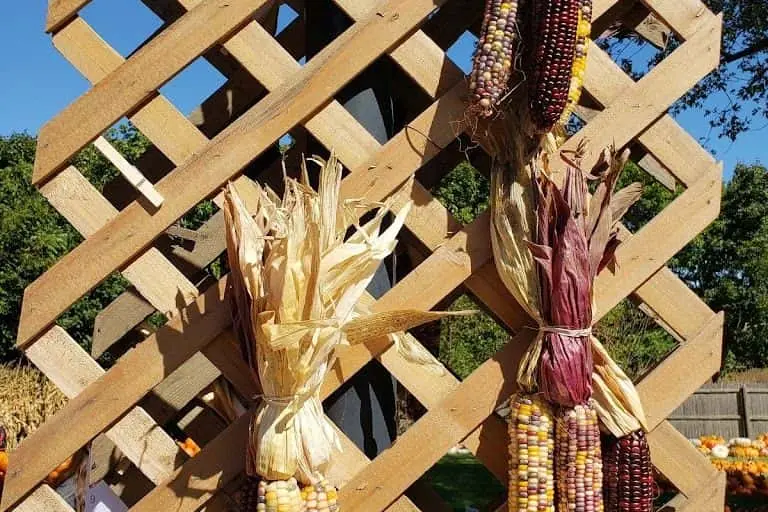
left=530, top=148, right=639, bottom=407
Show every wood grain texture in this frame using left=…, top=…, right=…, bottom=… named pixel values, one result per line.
left=641, top=0, right=717, bottom=40
left=556, top=13, right=722, bottom=175
left=17, top=0, right=448, bottom=349
left=25, top=327, right=184, bottom=483
left=34, top=0, right=268, bottom=184
left=2, top=279, right=233, bottom=511
left=15, top=484, right=74, bottom=512
left=46, top=0, right=92, bottom=33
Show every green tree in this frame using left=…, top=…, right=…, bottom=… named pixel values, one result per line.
left=676, top=163, right=768, bottom=371
left=0, top=126, right=151, bottom=362
left=608, top=0, right=767, bottom=141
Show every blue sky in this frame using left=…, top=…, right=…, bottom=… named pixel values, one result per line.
left=0, top=2, right=764, bottom=180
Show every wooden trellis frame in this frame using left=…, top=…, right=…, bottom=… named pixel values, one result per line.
left=3, top=0, right=726, bottom=510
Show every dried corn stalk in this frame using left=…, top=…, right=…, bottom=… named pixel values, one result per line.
left=224, top=152, right=454, bottom=486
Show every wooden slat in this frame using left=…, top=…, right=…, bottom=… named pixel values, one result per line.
left=40, top=166, right=199, bottom=314
left=647, top=421, right=720, bottom=497
left=661, top=471, right=726, bottom=512
left=641, top=0, right=716, bottom=40
left=637, top=312, right=724, bottom=429
left=583, top=41, right=716, bottom=187
left=46, top=0, right=91, bottom=33
left=33, top=0, right=270, bottom=184
left=555, top=13, right=722, bottom=175
left=593, top=167, right=722, bottom=319
left=17, top=0, right=450, bottom=349
left=15, top=484, right=74, bottom=512
left=2, top=278, right=233, bottom=511
left=25, top=326, right=184, bottom=484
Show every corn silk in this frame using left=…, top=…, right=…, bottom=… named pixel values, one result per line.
left=223, top=152, right=453, bottom=484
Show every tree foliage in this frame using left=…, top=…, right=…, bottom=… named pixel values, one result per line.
left=607, top=0, right=768, bottom=141
left=0, top=127, right=150, bottom=362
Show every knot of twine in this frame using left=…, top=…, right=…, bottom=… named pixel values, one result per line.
left=536, top=325, right=592, bottom=338
left=253, top=394, right=300, bottom=407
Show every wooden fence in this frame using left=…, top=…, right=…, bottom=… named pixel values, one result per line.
left=670, top=384, right=768, bottom=439
left=2, top=0, right=726, bottom=511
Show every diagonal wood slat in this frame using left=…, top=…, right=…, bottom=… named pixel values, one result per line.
left=17, top=0, right=451, bottom=349
left=11, top=0, right=726, bottom=510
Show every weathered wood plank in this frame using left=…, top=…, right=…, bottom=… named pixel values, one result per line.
left=637, top=312, right=724, bottom=429
left=2, top=279, right=233, bottom=511
left=17, top=0, right=450, bottom=349
left=641, top=0, right=717, bottom=40
left=25, top=327, right=184, bottom=484
left=34, top=0, right=270, bottom=184
left=555, top=13, right=722, bottom=175
left=593, top=166, right=722, bottom=319
left=15, top=484, right=74, bottom=512
left=46, top=0, right=91, bottom=33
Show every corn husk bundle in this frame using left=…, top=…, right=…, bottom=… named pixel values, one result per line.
left=224, top=152, right=453, bottom=511
left=489, top=129, right=653, bottom=510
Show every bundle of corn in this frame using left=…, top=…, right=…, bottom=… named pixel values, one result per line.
left=523, top=0, right=592, bottom=133
left=224, top=152, right=453, bottom=511
left=468, top=0, right=523, bottom=118
left=489, top=138, right=651, bottom=510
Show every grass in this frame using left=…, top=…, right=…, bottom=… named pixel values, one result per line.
left=424, top=453, right=504, bottom=511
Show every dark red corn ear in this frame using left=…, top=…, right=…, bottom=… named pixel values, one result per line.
left=602, top=429, right=655, bottom=512
left=524, top=0, right=581, bottom=132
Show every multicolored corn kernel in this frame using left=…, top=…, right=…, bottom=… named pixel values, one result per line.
left=508, top=394, right=555, bottom=511
left=558, top=0, right=592, bottom=125
left=602, top=430, right=654, bottom=512
left=555, top=402, right=604, bottom=512
left=301, top=480, right=339, bottom=512
left=241, top=477, right=304, bottom=512
left=524, top=0, right=581, bottom=132
left=468, top=0, right=522, bottom=117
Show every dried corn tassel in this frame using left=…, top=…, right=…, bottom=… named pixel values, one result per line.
left=509, top=395, right=555, bottom=511
left=555, top=403, right=603, bottom=512
left=559, top=0, right=592, bottom=125
left=469, top=0, right=522, bottom=117
left=525, top=0, right=581, bottom=132
left=301, top=480, right=339, bottom=512
left=602, top=430, right=654, bottom=512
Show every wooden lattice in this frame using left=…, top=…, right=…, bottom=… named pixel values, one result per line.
left=3, top=0, right=726, bottom=510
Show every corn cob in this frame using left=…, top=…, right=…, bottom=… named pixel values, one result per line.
left=468, top=0, right=522, bottom=117
left=559, top=0, right=592, bottom=125
left=508, top=395, right=555, bottom=511
left=555, top=403, right=603, bottom=512
left=301, top=480, right=339, bottom=511
left=602, top=430, right=654, bottom=512
left=242, top=477, right=304, bottom=512
left=525, top=0, right=582, bottom=132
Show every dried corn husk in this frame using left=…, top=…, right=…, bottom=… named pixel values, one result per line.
left=224, top=151, right=457, bottom=485
left=490, top=128, right=648, bottom=433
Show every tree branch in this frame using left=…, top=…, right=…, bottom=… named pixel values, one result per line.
left=723, top=38, right=768, bottom=64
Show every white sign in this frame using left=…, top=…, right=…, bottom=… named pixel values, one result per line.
left=86, top=481, right=128, bottom=512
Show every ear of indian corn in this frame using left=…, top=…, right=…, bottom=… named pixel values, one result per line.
left=301, top=480, right=339, bottom=511
left=242, top=478, right=304, bottom=512
left=602, top=430, right=654, bottom=512
left=555, top=402, right=604, bottom=512
left=559, top=0, right=592, bottom=125
left=525, top=0, right=581, bottom=132
left=508, top=394, right=555, bottom=511
left=468, top=0, right=522, bottom=117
